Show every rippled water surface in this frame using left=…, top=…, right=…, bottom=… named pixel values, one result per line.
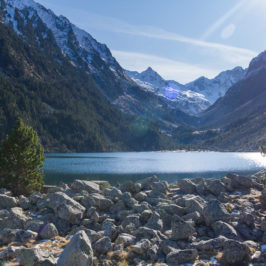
left=44, top=152, right=266, bottom=185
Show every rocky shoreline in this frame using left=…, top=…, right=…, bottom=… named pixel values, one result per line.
left=0, top=170, right=266, bottom=265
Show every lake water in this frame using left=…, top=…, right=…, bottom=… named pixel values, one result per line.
left=43, top=152, right=266, bottom=185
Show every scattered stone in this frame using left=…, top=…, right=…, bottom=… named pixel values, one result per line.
left=166, top=249, right=198, bottom=265
left=177, top=179, right=196, bottom=194
left=47, top=192, right=85, bottom=224
left=57, top=230, right=93, bottom=266
left=39, top=223, right=58, bottom=239
left=212, top=221, right=238, bottom=239
left=171, top=215, right=195, bottom=240
left=93, top=236, right=112, bottom=254
left=71, top=180, right=100, bottom=193
left=0, top=194, right=18, bottom=208
left=223, top=239, right=250, bottom=264
left=203, top=199, right=230, bottom=226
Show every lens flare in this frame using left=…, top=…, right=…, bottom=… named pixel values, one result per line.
left=164, top=84, right=180, bottom=100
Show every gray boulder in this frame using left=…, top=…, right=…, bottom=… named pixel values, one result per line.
left=131, top=239, right=151, bottom=255
left=135, top=192, right=147, bottom=202
left=39, top=223, right=58, bottom=240
left=212, top=221, right=238, bottom=239
left=223, top=239, right=250, bottom=265
left=115, top=233, right=136, bottom=246
left=203, top=200, right=230, bottom=226
left=192, top=236, right=227, bottom=251
left=205, top=179, right=227, bottom=196
left=47, top=192, right=85, bottom=224
left=57, top=230, right=93, bottom=266
left=166, top=249, right=198, bottom=265
left=104, top=187, right=122, bottom=201
left=15, top=247, right=56, bottom=266
left=182, top=211, right=203, bottom=224
left=71, top=180, right=100, bottom=193
left=1, top=207, right=30, bottom=229
left=18, top=195, right=30, bottom=210
left=0, top=194, right=18, bottom=208
left=177, top=179, right=196, bottom=194
left=90, top=193, right=112, bottom=211
left=145, top=212, right=163, bottom=231
left=93, top=236, right=112, bottom=254
left=171, top=215, right=195, bottom=240
left=0, top=228, right=37, bottom=245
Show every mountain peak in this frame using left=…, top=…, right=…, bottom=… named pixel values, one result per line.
left=246, top=50, right=266, bottom=77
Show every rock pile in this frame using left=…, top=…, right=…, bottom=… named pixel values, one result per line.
left=0, top=170, right=265, bottom=265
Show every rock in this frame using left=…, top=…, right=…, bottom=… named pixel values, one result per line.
left=227, top=173, right=262, bottom=190
left=135, top=192, right=147, bottom=202
left=166, top=249, right=198, bottom=265
left=196, top=180, right=208, bottom=195
left=203, top=200, right=230, bottom=226
left=171, top=215, right=195, bottom=241
left=104, top=187, right=122, bottom=201
left=91, top=180, right=110, bottom=190
left=192, top=236, right=227, bottom=251
left=147, top=244, right=159, bottom=261
left=115, top=233, right=136, bottom=246
left=212, top=221, right=238, bottom=239
left=235, top=222, right=263, bottom=241
left=261, top=190, right=266, bottom=209
left=0, top=194, right=18, bottom=208
left=15, top=248, right=56, bottom=266
left=218, top=192, right=230, bottom=203
left=134, top=227, right=160, bottom=240
left=184, top=196, right=206, bottom=215
left=93, top=236, right=112, bottom=254
left=140, top=210, right=153, bottom=224
left=177, top=179, right=196, bottom=194
left=4, top=207, right=29, bottom=229
left=261, top=220, right=266, bottom=231
left=119, top=182, right=137, bottom=194
left=102, top=219, right=117, bottom=241
left=182, top=211, right=203, bottom=224
left=18, top=195, right=30, bottom=210
left=71, top=180, right=100, bottom=193
left=151, top=182, right=168, bottom=194
left=90, top=193, right=113, bottom=211
left=158, top=203, right=185, bottom=216
left=160, top=239, right=179, bottom=255
left=57, top=230, right=93, bottom=266
left=47, top=192, right=85, bottom=224
left=241, top=213, right=255, bottom=227
left=122, top=214, right=140, bottom=229
left=145, top=212, right=163, bottom=231
left=223, top=239, right=250, bottom=264
left=39, top=223, right=58, bottom=240
left=139, top=175, right=159, bottom=190
left=131, top=239, right=151, bottom=255
left=205, top=179, right=227, bottom=196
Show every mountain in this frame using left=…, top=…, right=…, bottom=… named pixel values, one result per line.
left=0, top=0, right=182, bottom=152
left=126, top=66, right=246, bottom=115
left=196, top=51, right=266, bottom=151
left=186, top=66, right=247, bottom=104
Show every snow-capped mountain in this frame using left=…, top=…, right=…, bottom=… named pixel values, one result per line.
left=126, top=66, right=246, bottom=114
left=186, top=66, right=247, bottom=104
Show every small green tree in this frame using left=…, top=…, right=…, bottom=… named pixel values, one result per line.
left=0, top=119, right=45, bottom=195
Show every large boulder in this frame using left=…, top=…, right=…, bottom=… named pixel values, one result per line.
left=183, top=196, right=206, bottom=215
left=223, top=239, right=250, bottom=265
left=145, top=212, right=163, bottom=231
left=177, top=179, right=196, bottom=194
left=171, top=215, right=195, bottom=240
left=57, top=230, right=93, bottom=266
left=93, top=236, right=112, bottom=255
left=212, top=221, right=238, bottom=239
left=39, top=223, right=58, bottom=240
left=90, top=193, right=112, bottom=211
left=71, top=180, right=100, bottom=194
left=203, top=200, right=230, bottom=226
left=0, top=207, right=29, bottom=229
left=14, top=247, right=56, bottom=266
left=47, top=192, right=85, bottom=224
left=192, top=236, right=227, bottom=251
left=115, top=233, right=136, bottom=246
left=166, top=249, right=198, bottom=265
left=205, top=179, right=227, bottom=196
left=227, top=173, right=263, bottom=190
left=0, top=194, right=18, bottom=208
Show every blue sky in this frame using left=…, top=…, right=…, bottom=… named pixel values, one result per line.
left=36, top=0, right=266, bottom=83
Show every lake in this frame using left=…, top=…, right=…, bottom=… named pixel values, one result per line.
left=43, top=152, right=266, bottom=185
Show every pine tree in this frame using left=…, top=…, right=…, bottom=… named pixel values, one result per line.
left=0, top=118, right=45, bottom=195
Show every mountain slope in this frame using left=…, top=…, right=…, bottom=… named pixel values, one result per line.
left=197, top=51, right=266, bottom=150
left=0, top=2, right=179, bottom=152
